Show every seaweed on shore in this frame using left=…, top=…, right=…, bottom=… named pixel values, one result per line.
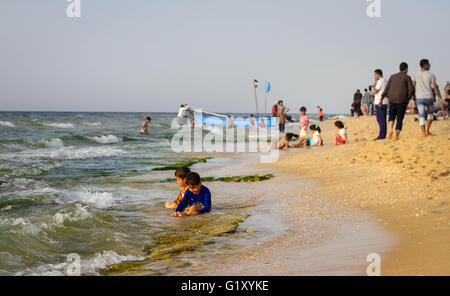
left=157, top=174, right=274, bottom=183
left=151, top=157, right=211, bottom=171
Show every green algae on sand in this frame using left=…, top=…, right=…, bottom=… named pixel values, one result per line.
left=157, top=174, right=274, bottom=184
left=152, top=158, right=211, bottom=171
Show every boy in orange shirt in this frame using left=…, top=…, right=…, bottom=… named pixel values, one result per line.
left=164, top=167, right=191, bottom=209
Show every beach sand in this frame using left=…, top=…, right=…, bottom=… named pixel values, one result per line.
left=195, top=115, right=449, bottom=276
left=272, top=115, right=450, bottom=275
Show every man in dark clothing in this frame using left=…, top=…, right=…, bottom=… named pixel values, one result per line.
left=381, top=62, right=414, bottom=140
left=353, top=90, right=363, bottom=117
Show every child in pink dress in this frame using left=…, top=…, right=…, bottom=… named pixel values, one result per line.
left=299, top=107, right=309, bottom=137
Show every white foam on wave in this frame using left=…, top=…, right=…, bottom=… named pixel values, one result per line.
left=39, top=138, right=64, bottom=148
left=0, top=146, right=125, bottom=162
left=123, top=139, right=170, bottom=149
left=0, top=217, right=42, bottom=236
left=88, top=135, right=120, bottom=144
left=0, top=121, right=15, bottom=128
left=83, top=122, right=101, bottom=126
left=52, top=203, right=91, bottom=225
left=43, top=122, right=74, bottom=129
left=68, top=187, right=118, bottom=209
left=15, top=250, right=144, bottom=276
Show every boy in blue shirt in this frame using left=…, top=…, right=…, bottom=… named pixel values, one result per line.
left=171, top=172, right=212, bottom=217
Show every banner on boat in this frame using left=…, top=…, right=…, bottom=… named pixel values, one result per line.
left=193, top=110, right=278, bottom=128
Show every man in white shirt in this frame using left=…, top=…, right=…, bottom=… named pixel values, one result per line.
left=412, top=59, right=443, bottom=138
left=371, top=69, right=388, bottom=140
left=177, top=104, right=194, bottom=128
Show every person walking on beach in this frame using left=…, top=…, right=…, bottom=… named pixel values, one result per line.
left=371, top=69, right=388, bottom=140
left=353, top=90, right=363, bottom=117
left=412, top=59, right=444, bottom=138
left=317, top=106, right=324, bottom=121
left=381, top=62, right=414, bottom=140
left=277, top=100, right=286, bottom=133
left=362, top=88, right=373, bottom=116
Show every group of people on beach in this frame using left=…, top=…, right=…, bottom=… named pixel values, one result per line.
left=353, top=59, right=448, bottom=140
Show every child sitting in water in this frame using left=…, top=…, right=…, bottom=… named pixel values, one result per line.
left=292, top=125, right=323, bottom=148
left=165, top=167, right=191, bottom=209
left=171, top=172, right=211, bottom=217
left=333, top=120, right=348, bottom=145
left=258, top=133, right=299, bottom=151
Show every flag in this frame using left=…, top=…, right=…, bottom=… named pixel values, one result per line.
left=253, top=79, right=259, bottom=88
left=265, top=81, right=271, bottom=94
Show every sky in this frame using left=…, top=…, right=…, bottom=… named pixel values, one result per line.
left=0, top=0, right=449, bottom=114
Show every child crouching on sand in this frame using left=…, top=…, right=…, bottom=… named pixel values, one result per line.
left=333, top=120, right=348, bottom=145
left=171, top=172, right=211, bottom=217
left=292, top=125, right=323, bottom=148
left=165, top=167, right=191, bottom=209
left=258, top=133, right=299, bottom=151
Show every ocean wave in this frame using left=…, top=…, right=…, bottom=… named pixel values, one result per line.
left=82, top=122, right=102, bottom=126
left=43, top=123, right=74, bottom=129
left=15, top=250, right=144, bottom=276
left=0, top=146, right=125, bottom=162
left=39, top=138, right=64, bottom=148
left=87, top=135, right=120, bottom=144
left=67, top=188, right=118, bottom=209
left=123, top=139, right=170, bottom=149
left=0, top=217, right=42, bottom=236
left=0, top=138, right=64, bottom=151
left=0, top=121, right=15, bottom=128
left=0, top=162, right=61, bottom=179
left=52, top=203, right=91, bottom=225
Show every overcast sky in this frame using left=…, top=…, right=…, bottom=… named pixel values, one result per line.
left=0, top=0, right=449, bottom=113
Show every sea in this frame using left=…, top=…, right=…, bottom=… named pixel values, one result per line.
left=0, top=111, right=351, bottom=276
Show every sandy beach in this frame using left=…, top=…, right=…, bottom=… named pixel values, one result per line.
left=192, top=115, right=449, bottom=276
left=271, top=115, right=449, bottom=275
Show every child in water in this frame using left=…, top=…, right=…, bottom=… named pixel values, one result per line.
left=291, top=125, right=323, bottom=148
left=299, top=107, right=309, bottom=137
left=140, top=117, right=151, bottom=135
left=333, top=120, right=348, bottom=145
left=171, top=172, right=212, bottom=217
left=165, top=167, right=191, bottom=209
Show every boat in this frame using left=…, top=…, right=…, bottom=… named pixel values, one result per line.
left=193, top=109, right=278, bottom=128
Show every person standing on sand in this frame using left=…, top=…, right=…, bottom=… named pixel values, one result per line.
left=277, top=100, right=286, bottom=133
left=317, top=106, right=324, bottom=121
left=362, top=88, right=373, bottom=116
left=371, top=69, right=388, bottom=140
left=381, top=62, right=414, bottom=140
left=412, top=59, right=444, bottom=138
left=353, top=90, right=363, bottom=117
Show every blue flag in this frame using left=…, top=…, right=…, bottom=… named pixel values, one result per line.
left=265, top=81, right=271, bottom=93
